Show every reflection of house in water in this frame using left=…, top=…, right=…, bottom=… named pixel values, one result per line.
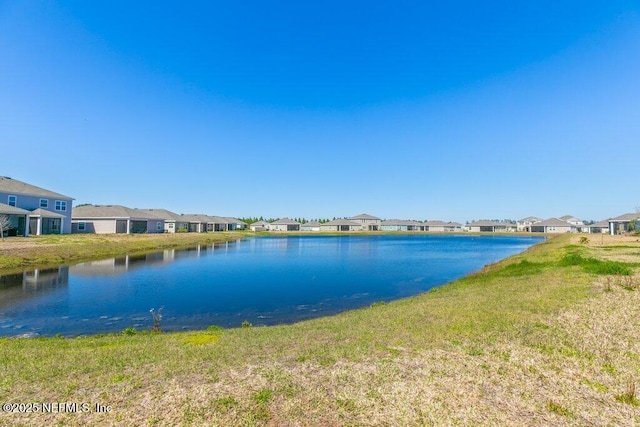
left=68, top=243, right=238, bottom=276
left=0, top=267, right=69, bottom=308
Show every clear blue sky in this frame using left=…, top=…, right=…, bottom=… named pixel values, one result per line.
left=1, top=1, right=639, bottom=223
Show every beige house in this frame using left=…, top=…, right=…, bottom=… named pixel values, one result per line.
left=250, top=220, right=269, bottom=231
left=530, top=218, right=577, bottom=233
left=516, top=216, right=542, bottom=232
left=348, top=213, right=381, bottom=231
left=136, top=208, right=188, bottom=233
left=269, top=218, right=301, bottom=231
left=586, top=219, right=610, bottom=234
left=301, top=221, right=322, bottom=231
left=319, top=219, right=360, bottom=232
left=72, top=205, right=164, bottom=234
left=424, top=220, right=462, bottom=232
left=466, top=221, right=516, bottom=232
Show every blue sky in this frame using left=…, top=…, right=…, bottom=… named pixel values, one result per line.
left=1, top=1, right=639, bottom=223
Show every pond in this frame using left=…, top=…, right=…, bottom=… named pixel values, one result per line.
left=0, top=234, right=543, bottom=336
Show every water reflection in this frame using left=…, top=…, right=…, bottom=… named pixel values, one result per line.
left=0, top=236, right=540, bottom=336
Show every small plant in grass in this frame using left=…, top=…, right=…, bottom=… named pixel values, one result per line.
left=121, top=327, right=137, bottom=336
left=546, top=400, right=574, bottom=417
left=150, top=307, right=164, bottom=332
left=252, top=389, right=273, bottom=404
left=370, top=301, right=387, bottom=308
left=617, top=275, right=638, bottom=291
left=579, top=236, right=589, bottom=244
left=615, top=378, right=640, bottom=406
left=242, top=320, right=252, bottom=328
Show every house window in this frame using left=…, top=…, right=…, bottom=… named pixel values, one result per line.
left=157, top=221, right=162, bottom=231
left=55, top=200, right=67, bottom=211
left=168, top=223, right=174, bottom=229
left=78, top=222, right=86, bottom=231
left=40, top=199, right=49, bottom=208
left=7, top=195, right=16, bottom=207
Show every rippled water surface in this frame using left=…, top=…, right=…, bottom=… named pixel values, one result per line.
left=0, top=235, right=543, bottom=336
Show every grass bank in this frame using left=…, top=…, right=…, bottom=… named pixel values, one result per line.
left=0, top=232, right=250, bottom=274
left=1, top=234, right=639, bottom=425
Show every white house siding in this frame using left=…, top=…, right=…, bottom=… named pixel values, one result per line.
left=0, top=192, right=72, bottom=234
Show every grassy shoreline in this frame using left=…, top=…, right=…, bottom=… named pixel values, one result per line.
left=1, top=234, right=639, bottom=425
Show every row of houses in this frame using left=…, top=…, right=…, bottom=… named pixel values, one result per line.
left=249, top=215, right=464, bottom=232
left=1, top=176, right=639, bottom=236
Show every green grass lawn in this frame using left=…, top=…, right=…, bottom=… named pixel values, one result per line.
left=1, top=234, right=639, bottom=426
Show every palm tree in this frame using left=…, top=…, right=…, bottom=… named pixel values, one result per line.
left=0, top=214, right=12, bottom=240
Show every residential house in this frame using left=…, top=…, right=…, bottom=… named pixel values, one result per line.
left=380, top=219, right=416, bottom=231
left=608, top=213, right=640, bottom=235
left=560, top=215, right=585, bottom=232
left=517, top=216, right=542, bottom=232
left=319, top=219, right=361, bottom=232
left=249, top=220, right=269, bottom=231
left=586, top=219, right=610, bottom=234
left=0, top=202, right=31, bottom=237
left=530, top=218, right=577, bottom=233
left=300, top=221, right=322, bottom=231
left=72, top=205, right=164, bottom=234
left=269, top=218, right=301, bottom=231
left=466, top=221, right=516, bottom=232
left=0, top=176, right=73, bottom=235
left=424, top=220, right=463, bottom=232
left=135, top=208, right=188, bottom=233
left=348, top=213, right=381, bottom=231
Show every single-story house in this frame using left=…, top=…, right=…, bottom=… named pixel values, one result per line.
left=516, top=217, right=542, bottom=232
left=380, top=219, right=416, bottom=231
left=586, top=219, right=610, bottom=234
left=250, top=220, right=269, bottom=231
left=466, top=221, right=517, bottom=232
left=530, top=218, right=577, bottom=233
left=348, top=213, right=381, bottom=231
left=609, top=213, right=640, bottom=235
left=72, top=205, right=164, bottom=234
left=300, top=221, right=322, bottom=231
left=319, top=219, right=361, bottom=232
left=136, top=208, right=188, bottom=233
left=269, top=218, right=301, bottom=231
left=0, top=202, right=31, bottom=237
left=0, top=176, right=74, bottom=234
left=559, top=215, right=585, bottom=227
left=424, top=220, right=463, bottom=232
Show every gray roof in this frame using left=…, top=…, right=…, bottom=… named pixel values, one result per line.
left=589, top=219, right=611, bottom=228
left=251, top=220, right=269, bottom=226
left=425, top=220, right=462, bottom=227
left=559, top=215, right=581, bottom=221
left=29, top=208, right=65, bottom=218
left=72, top=205, right=155, bottom=220
left=222, top=216, right=247, bottom=225
left=381, top=219, right=413, bottom=226
left=518, top=216, right=543, bottom=223
left=322, top=219, right=360, bottom=226
left=610, top=213, right=640, bottom=222
left=301, top=221, right=322, bottom=226
left=0, top=202, right=31, bottom=215
left=349, top=213, right=380, bottom=220
left=136, top=208, right=182, bottom=221
left=180, top=214, right=221, bottom=224
left=0, top=176, right=73, bottom=200
left=533, top=218, right=576, bottom=227
left=271, top=218, right=301, bottom=225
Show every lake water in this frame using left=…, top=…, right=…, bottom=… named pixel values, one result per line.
left=0, top=235, right=543, bottom=336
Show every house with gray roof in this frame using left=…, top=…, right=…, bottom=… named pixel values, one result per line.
left=72, top=205, right=164, bottom=234
left=301, top=221, right=322, bottom=231
left=269, top=218, right=301, bottom=231
left=136, top=208, right=189, bottom=233
left=0, top=202, right=31, bottom=237
left=249, top=220, right=269, bottom=231
left=0, top=176, right=74, bottom=235
left=466, top=221, right=516, bottom=232
left=516, top=216, right=542, bottom=232
left=348, top=213, right=381, bottom=231
left=380, top=219, right=424, bottom=231
left=586, top=219, right=610, bottom=234
left=319, top=219, right=360, bottom=232
left=424, top=220, right=463, bottom=232
left=608, top=213, right=640, bottom=235
left=530, top=218, right=577, bottom=233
